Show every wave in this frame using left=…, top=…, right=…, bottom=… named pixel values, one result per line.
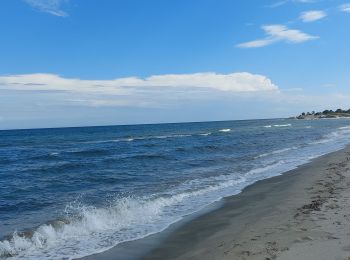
left=129, top=154, right=169, bottom=160
left=338, top=125, right=350, bottom=130
left=191, top=144, right=220, bottom=152
left=29, top=153, right=61, bottom=160
left=82, top=134, right=196, bottom=145
left=83, top=138, right=133, bottom=144
left=68, top=148, right=110, bottom=157
left=0, top=159, right=292, bottom=260
left=310, top=127, right=350, bottom=145
left=154, top=134, right=192, bottom=139
left=273, top=124, right=291, bottom=127
left=263, top=124, right=291, bottom=128
left=0, top=174, right=248, bottom=259
left=255, top=147, right=297, bottom=158
left=219, top=129, right=231, bottom=132
left=244, top=161, right=285, bottom=177
left=81, top=132, right=216, bottom=145
left=24, top=161, right=85, bottom=173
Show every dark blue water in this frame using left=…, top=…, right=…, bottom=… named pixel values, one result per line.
left=2, top=118, right=350, bottom=259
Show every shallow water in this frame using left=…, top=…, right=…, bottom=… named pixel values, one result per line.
left=1, top=118, right=350, bottom=259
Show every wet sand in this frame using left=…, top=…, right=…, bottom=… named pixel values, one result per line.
left=84, top=146, right=350, bottom=260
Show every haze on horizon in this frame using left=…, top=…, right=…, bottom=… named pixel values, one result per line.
left=1, top=0, right=350, bottom=130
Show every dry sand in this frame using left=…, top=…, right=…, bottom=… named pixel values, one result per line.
left=84, top=146, right=350, bottom=260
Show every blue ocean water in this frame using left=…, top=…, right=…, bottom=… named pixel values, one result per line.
left=1, top=118, right=350, bottom=259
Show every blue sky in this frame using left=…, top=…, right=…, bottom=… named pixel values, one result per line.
left=1, top=0, right=350, bottom=129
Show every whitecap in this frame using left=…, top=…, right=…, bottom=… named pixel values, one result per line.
left=338, top=126, right=350, bottom=130
left=273, top=124, right=291, bottom=127
left=255, top=147, right=297, bottom=158
left=219, top=129, right=231, bottom=132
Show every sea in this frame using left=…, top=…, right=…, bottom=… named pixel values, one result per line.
left=2, top=118, right=350, bottom=259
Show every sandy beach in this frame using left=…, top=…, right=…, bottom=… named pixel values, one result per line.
left=4, top=1, right=350, bottom=258
left=84, top=145, right=350, bottom=260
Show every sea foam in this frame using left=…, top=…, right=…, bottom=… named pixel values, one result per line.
left=219, top=129, right=231, bottom=132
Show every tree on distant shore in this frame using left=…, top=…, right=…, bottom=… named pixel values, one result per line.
left=298, top=108, right=350, bottom=119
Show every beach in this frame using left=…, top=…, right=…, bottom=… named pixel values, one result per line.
left=3, top=0, right=350, bottom=258
left=145, top=146, right=350, bottom=260
left=85, top=145, right=350, bottom=260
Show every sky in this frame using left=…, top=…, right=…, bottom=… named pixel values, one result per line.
left=0, top=0, right=350, bottom=129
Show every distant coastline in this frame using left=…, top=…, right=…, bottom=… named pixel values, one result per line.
left=294, top=109, right=350, bottom=120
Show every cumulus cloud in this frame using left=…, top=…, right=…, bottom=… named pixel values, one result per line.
left=340, top=3, right=350, bottom=12
left=0, top=72, right=278, bottom=94
left=300, top=10, right=327, bottom=22
left=237, top=24, right=318, bottom=48
left=24, top=0, right=69, bottom=17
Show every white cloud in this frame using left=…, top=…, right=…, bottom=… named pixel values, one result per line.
left=300, top=10, right=327, bottom=22
left=237, top=24, right=318, bottom=48
left=268, top=1, right=289, bottom=8
left=340, top=3, right=350, bottom=12
left=294, top=0, right=317, bottom=3
left=269, top=0, right=318, bottom=8
left=237, top=38, right=276, bottom=48
left=0, top=72, right=278, bottom=94
left=24, top=0, right=69, bottom=17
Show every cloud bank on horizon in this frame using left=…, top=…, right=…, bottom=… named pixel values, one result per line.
left=0, top=72, right=278, bottom=94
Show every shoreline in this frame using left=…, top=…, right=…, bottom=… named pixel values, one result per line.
left=83, top=146, right=350, bottom=260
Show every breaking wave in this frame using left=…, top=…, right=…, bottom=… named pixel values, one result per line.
left=255, top=147, right=298, bottom=158
left=219, top=129, right=231, bottom=132
left=263, top=124, right=292, bottom=128
left=0, top=160, right=291, bottom=259
left=310, top=126, right=350, bottom=145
